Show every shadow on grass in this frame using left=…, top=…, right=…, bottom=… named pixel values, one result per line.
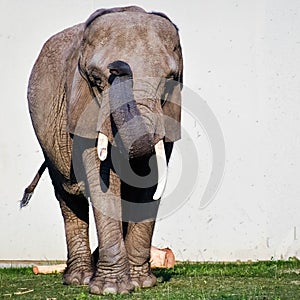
left=153, top=267, right=174, bottom=283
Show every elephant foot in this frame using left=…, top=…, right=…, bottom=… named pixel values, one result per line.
left=63, top=265, right=93, bottom=285
left=63, top=269, right=93, bottom=285
left=130, top=263, right=157, bottom=289
left=89, top=271, right=133, bottom=295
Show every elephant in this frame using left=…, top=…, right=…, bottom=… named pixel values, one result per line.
left=23, top=6, right=183, bottom=295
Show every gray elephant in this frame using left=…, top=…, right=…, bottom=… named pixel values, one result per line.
left=22, top=6, right=182, bottom=295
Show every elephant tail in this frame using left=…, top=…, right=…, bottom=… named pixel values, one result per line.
left=20, top=161, right=47, bottom=208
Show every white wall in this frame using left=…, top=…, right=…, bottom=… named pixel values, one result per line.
left=1, top=0, right=300, bottom=262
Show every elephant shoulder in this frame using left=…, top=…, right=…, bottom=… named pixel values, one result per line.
left=28, top=23, right=84, bottom=94
left=36, top=24, right=84, bottom=69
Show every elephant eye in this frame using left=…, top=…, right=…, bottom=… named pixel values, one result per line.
left=88, top=72, right=103, bottom=88
left=94, top=76, right=102, bottom=87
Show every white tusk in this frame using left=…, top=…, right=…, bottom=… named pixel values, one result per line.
left=153, top=140, right=168, bottom=200
left=97, top=132, right=108, bottom=161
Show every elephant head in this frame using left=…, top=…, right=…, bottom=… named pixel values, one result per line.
left=67, top=6, right=183, bottom=198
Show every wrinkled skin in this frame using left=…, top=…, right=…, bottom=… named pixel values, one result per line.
left=27, top=6, right=182, bottom=295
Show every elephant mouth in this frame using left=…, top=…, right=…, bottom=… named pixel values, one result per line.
left=97, top=133, right=168, bottom=200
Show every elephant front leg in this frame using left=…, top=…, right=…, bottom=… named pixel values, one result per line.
left=82, top=148, right=133, bottom=294
left=58, top=193, right=93, bottom=285
left=125, top=221, right=157, bottom=289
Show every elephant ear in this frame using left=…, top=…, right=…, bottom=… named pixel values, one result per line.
left=67, top=65, right=100, bottom=139
left=66, top=28, right=100, bottom=139
left=163, top=49, right=183, bottom=142
left=162, top=79, right=182, bottom=142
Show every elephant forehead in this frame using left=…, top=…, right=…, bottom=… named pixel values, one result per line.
left=82, top=12, right=179, bottom=78
left=85, top=11, right=178, bottom=50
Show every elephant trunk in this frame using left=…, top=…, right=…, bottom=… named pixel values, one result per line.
left=107, top=61, right=163, bottom=158
left=96, top=60, right=168, bottom=199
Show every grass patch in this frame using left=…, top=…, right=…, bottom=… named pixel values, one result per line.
left=1, top=260, right=300, bottom=299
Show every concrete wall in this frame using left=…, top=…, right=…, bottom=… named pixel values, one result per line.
left=1, top=0, right=300, bottom=261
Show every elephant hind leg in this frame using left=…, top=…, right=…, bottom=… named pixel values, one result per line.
left=56, top=191, right=93, bottom=285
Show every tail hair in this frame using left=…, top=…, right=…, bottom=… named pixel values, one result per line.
left=20, top=161, right=47, bottom=208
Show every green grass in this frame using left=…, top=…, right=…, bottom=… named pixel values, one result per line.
left=1, top=260, right=300, bottom=299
